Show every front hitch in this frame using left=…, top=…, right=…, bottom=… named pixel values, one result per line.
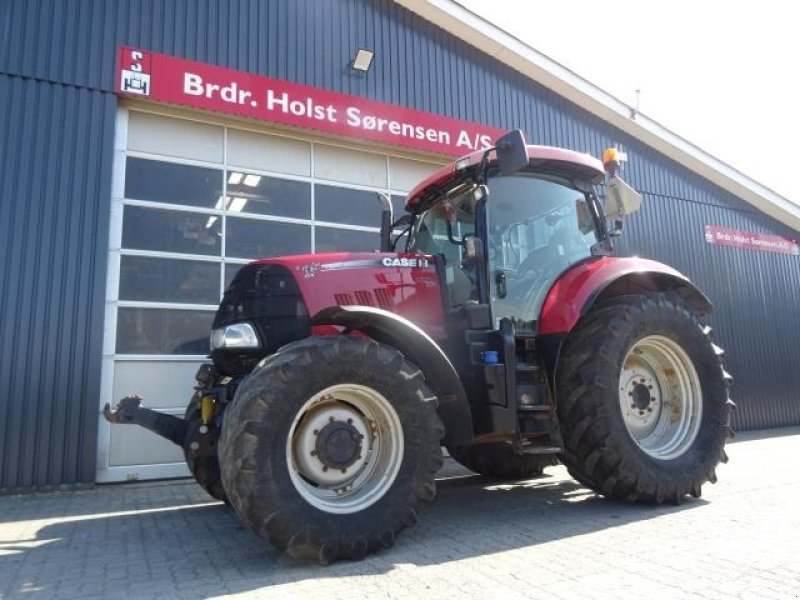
left=104, top=395, right=188, bottom=447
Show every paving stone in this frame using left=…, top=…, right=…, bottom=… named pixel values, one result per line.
left=0, top=428, right=798, bottom=599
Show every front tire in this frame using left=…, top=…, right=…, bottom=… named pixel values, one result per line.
left=218, top=336, right=444, bottom=563
left=556, top=293, right=733, bottom=503
left=183, top=397, right=227, bottom=502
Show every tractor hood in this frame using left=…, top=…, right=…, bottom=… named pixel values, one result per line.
left=255, top=252, right=444, bottom=332
left=211, top=252, right=444, bottom=376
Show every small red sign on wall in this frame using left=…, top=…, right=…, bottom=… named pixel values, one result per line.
left=116, top=46, right=507, bottom=157
left=704, top=225, right=799, bottom=256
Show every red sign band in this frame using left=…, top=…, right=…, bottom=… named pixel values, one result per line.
left=704, top=225, right=799, bottom=256
left=117, top=46, right=506, bottom=156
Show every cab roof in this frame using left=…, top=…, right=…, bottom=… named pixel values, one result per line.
left=405, top=145, right=605, bottom=212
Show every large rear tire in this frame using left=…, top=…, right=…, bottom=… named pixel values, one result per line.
left=556, top=293, right=733, bottom=503
left=448, top=443, right=558, bottom=479
left=218, top=336, right=444, bottom=563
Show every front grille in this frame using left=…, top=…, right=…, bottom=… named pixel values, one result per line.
left=334, top=292, right=354, bottom=305
left=354, top=291, right=374, bottom=306
left=334, top=289, right=392, bottom=308
left=212, top=263, right=310, bottom=376
left=374, top=288, right=392, bottom=309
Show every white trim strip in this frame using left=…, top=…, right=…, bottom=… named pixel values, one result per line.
left=119, top=249, right=223, bottom=262
left=116, top=301, right=219, bottom=311
left=96, top=462, right=192, bottom=483
left=315, top=222, right=381, bottom=233
left=113, top=355, right=210, bottom=361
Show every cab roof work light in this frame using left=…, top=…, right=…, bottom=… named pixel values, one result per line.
left=602, top=147, right=628, bottom=176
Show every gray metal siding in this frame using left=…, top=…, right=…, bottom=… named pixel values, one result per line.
left=0, top=74, right=116, bottom=489
left=617, top=177, right=800, bottom=430
left=0, top=0, right=797, bottom=487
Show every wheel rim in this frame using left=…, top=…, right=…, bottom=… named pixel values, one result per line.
left=619, top=335, right=703, bottom=460
left=286, top=384, right=404, bottom=514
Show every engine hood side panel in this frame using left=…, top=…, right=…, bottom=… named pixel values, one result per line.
left=253, top=252, right=446, bottom=341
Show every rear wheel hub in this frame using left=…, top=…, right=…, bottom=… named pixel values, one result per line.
left=631, top=382, right=653, bottom=411
left=619, top=335, right=703, bottom=460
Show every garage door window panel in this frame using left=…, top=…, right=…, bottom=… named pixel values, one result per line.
left=119, top=256, right=221, bottom=304
left=127, top=111, right=224, bottom=163
left=225, top=263, right=247, bottom=290
left=125, top=158, right=223, bottom=209
left=390, top=194, right=405, bottom=217
left=225, top=217, right=311, bottom=259
left=316, top=226, right=380, bottom=253
left=226, top=172, right=311, bottom=219
left=122, top=205, right=222, bottom=256
left=315, top=185, right=385, bottom=227
left=116, top=307, right=214, bottom=355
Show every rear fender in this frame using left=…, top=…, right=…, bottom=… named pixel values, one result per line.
left=539, top=257, right=712, bottom=335
left=311, top=305, right=473, bottom=446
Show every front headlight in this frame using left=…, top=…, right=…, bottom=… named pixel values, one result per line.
left=210, top=323, right=260, bottom=350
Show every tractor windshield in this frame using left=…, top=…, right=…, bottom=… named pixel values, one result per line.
left=487, top=172, right=598, bottom=331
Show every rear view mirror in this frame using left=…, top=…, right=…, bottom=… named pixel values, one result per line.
left=496, top=129, right=529, bottom=175
left=604, top=175, right=642, bottom=219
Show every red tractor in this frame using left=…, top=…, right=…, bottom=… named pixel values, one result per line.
left=106, top=131, right=733, bottom=563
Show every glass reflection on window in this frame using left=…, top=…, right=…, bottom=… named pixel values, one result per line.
left=225, top=171, right=311, bottom=219
left=315, top=227, right=380, bottom=253
left=225, top=218, right=311, bottom=260
left=122, top=206, right=222, bottom=256
left=125, top=158, right=222, bottom=209
left=315, top=185, right=386, bottom=227
left=116, top=307, right=214, bottom=355
left=119, top=256, right=220, bottom=304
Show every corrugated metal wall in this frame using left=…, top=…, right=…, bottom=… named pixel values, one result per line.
left=0, top=0, right=797, bottom=487
left=0, top=74, right=116, bottom=489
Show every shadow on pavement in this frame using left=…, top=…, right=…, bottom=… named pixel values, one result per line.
left=0, top=465, right=707, bottom=598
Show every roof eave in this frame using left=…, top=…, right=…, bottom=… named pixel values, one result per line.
left=395, top=0, right=800, bottom=232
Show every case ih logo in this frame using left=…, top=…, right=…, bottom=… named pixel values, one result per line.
left=704, top=225, right=799, bottom=256
left=120, top=49, right=151, bottom=96
left=115, top=46, right=505, bottom=156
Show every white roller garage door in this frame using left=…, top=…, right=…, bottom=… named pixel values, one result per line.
left=96, top=107, right=439, bottom=483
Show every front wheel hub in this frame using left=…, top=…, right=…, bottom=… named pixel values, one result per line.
left=315, top=420, right=363, bottom=470
left=287, top=384, right=404, bottom=514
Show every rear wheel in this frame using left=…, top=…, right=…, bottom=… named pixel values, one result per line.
left=218, top=336, right=444, bottom=563
left=448, top=443, right=558, bottom=479
left=556, top=293, right=733, bottom=503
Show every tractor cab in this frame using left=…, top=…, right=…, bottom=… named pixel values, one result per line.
left=402, top=130, right=636, bottom=334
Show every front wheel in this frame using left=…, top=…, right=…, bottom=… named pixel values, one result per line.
left=183, top=396, right=227, bottom=502
left=556, top=293, right=733, bottom=503
left=218, top=336, right=444, bottom=563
